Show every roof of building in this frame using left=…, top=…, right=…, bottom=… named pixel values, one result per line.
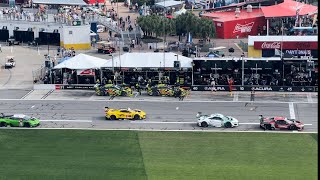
left=154, top=1, right=184, bottom=8
left=32, top=0, right=87, bottom=5
left=261, top=0, right=318, bottom=18
left=101, top=52, right=193, bottom=68
left=248, top=35, right=318, bottom=45
left=201, top=8, right=265, bottom=22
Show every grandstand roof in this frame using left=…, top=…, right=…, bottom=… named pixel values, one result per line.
left=261, top=0, right=318, bottom=18
left=201, top=8, right=264, bottom=22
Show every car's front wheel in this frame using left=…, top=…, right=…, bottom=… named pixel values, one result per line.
left=133, top=114, right=140, bottom=120
left=110, top=115, right=117, bottom=120
left=225, top=122, right=232, bottom=128
left=0, top=122, right=7, bottom=127
left=24, top=123, right=30, bottom=127
left=201, top=121, right=208, bottom=127
left=289, top=124, right=297, bottom=130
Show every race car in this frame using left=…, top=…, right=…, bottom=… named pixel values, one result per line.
left=105, top=107, right=146, bottom=120
left=196, top=112, right=239, bottom=128
left=95, top=84, right=133, bottom=96
left=0, top=113, right=40, bottom=127
left=259, top=115, right=304, bottom=131
left=147, top=84, right=187, bottom=97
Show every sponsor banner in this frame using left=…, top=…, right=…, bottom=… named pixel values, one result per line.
left=254, top=41, right=318, bottom=50
left=77, top=69, right=95, bottom=76
left=233, top=22, right=255, bottom=34
left=261, top=49, right=318, bottom=58
left=191, top=86, right=316, bottom=92
left=58, top=85, right=95, bottom=90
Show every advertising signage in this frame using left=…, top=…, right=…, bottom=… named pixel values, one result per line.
left=191, top=85, right=317, bottom=92
left=254, top=41, right=318, bottom=50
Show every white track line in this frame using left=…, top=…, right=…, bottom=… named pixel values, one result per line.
left=130, top=121, right=312, bottom=125
left=289, top=103, right=296, bottom=119
left=40, top=120, right=92, bottom=123
left=233, top=92, right=239, bottom=101
left=20, top=90, right=34, bottom=99
left=0, top=99, right=317, bottom=104
left=307, top=93, right=313, bottom=102
left=3, top=127, right=317, bottom=133
left=131, top=121, right=194, bottom=124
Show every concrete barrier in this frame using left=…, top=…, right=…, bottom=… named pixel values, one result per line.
left=33, top=84, right=56, bottom=90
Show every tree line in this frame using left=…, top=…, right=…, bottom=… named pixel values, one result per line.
left=137, top=12, right=216, bottom=40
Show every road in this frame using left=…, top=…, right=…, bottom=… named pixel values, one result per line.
left=0, top=100, right=317, bottom=132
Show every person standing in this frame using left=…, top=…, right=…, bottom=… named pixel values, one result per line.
left=250, top=89, right=255, bottom=102
left=136, top=82, right=141, bottom=95
left=211, top=79, right=216, bottom=92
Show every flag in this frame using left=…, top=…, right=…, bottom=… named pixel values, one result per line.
left=187, top=32, right=192, bottom=43
left=295, top=8, right=300, bottom=27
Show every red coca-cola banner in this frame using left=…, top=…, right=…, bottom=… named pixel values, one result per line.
left=254, top=41, right=318, bottom=50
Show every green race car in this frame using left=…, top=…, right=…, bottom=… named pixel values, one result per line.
left=147, top=84, right=188, bottom=97
left=0, top=113, right=40, bottom=127
left=94, top=84, right=133, bottom=96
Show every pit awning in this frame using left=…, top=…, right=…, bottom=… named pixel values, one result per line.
left=261, top=0, right=318, bottom=18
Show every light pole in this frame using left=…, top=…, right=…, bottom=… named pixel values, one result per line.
left=109, top=54, right=114, bottom=73
left=241, top=57, right=244, bottom=86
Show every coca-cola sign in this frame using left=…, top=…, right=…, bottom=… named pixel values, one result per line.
left=254, top=41, right=318, bottom=50
left=260, top=42, right=281, bottom=49
left=233, top=22, right=254, bottom=33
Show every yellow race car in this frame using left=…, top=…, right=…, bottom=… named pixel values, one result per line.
left=105, top=107, right=146, bottom=120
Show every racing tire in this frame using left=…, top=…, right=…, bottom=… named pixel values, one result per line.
left=264, top=124, right=272, bottom=130
left=0, top=122, right=7, bottom=127
left=289, top=125, right=297, bottom=130
left=24, top=123, right=30, bottom=127
left=133, top=114, right=140, bottom=120
left=201, top=122, right=208, bottom=127
left=225, top=122, right=232, bottom=128
left=121, top=91, right=126, bottom=96
left=110, top=115, right=117, bottom=120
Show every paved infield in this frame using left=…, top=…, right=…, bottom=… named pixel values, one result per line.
left=0, top=100, right=317, bottom=132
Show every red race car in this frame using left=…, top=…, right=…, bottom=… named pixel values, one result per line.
left=259, top=115, right=304, bottom=131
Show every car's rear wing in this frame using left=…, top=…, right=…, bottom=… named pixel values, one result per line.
left=196, top=112, right=208, bottom=119
left=259, top=115, right=264, bottom=123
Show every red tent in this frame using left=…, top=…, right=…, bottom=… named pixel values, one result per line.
left=261, top=0, right=318, bottom=18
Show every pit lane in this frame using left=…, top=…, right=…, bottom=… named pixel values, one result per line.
left=0, top=100, right=317, bottom=132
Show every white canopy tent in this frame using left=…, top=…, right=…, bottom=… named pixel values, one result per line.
left=154, top=1, right=184, bottom=8
left=101, top=52, right=193, bottom=68
left=173, top=4, right=187, bottom=17
left=53, top=53, right=108, bottom=70
left=32, top=0, right=87, bottom=5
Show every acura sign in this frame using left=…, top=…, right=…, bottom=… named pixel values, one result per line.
left=191, top=86, right=316, bottom=92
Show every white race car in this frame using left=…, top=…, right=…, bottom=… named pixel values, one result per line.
left=196, top=112, right=239, bottom=128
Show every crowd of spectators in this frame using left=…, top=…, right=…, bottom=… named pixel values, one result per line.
left=267, top=16, right=318, bottom=36
left=195, top=69, right=317, bottom=87
left=0, top=6, right=47, bottom=21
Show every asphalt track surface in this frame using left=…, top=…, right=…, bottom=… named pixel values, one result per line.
left=0, top=100, right=317, bottom=132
